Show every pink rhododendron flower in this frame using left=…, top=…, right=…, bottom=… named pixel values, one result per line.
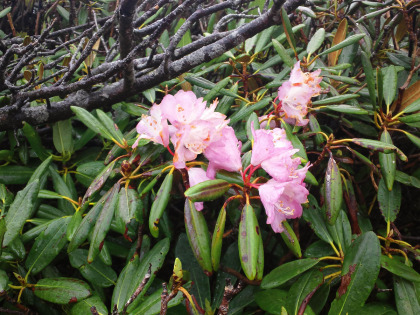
left=132, top=104, right=169, bottom=148
left=259, top=178, right=309, bottom=233
left=188, top=167, right=211, bottom=211
left=204, top=126, right=242, bottom=179
left=277, top=61, right=322, bottom=126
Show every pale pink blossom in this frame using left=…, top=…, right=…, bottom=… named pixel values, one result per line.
left=204, top=126, right=242, bottom=179
left=188, top=168, right=211, bottom=211
left=133, top=104, right=169, bottom=148
left=259, top=178, right=309, bottom=233
left=277, top=62, right=322, bottom=126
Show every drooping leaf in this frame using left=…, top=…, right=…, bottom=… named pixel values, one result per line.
left=34, top=277, right=91, bottom=304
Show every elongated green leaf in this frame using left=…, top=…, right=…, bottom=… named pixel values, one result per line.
left=381, top=256, right=420, bottom=282
left=303, top=195, right=334, bottom=244
left=351, top=139, right=407, bottom=161
left=377, top=179, right=401, bottom=223
left=185, top=179, right=230, bottom=202
left=0, top=165, right=34, bottom=185
left=126, top=238, right=170, bottom=312
left=326, top=210, right=352, bottom=253
left=34, top=277, right=91, bottom=304
left=329, top=231, right=381, bottom=314
left=379, top=130, right=396, bottom=191
left=130, top=286, right=184, bottom=315
left=395, top=170, right=420, bottom=189
left=96, top=109, right=125, bottom=145
left=280, top=221, right=301, bottom=258
left=272, top=39, right=294, bottom=67
left=360, top=51, right=376, bottom=110
left=25, top=217, right=70, bottom=275
left=53, top=119, right=74, bottom=155
left=312, top=94, right=359, bottom=105
left=261, top=258, right=320, bottom=289
left=282, top=121, right=308, bottom=162
left=3, top=179, right=40, bottom=247
left=323, top=105, right=368, bottom=115
left=184, top=76, right=238, bottom=98
left=69, top=249, right=117, bottom=288
left=67, top=191, right=108, bottom=252
left=82, top=160, right=116, bottom=205
left=211, top=206, right=226, bottom=271
left=22, top=122, right=50, bottom=160
left=281, top=8, right=296, bottom=53
left=184, top=199, right=213, bottom=276
left=287, top=269, right=324, bottom=315
left=49, top=166, right=75, bottom=215
left=149, top=172, right=173, bottom=238
left=320, top=34, right=365, bottom=56
left=404, top=131, right=420, bottom=149
left=307, top=28, right=325, bottom=55
left=383, top=66, right=397, bottom=108
left=88, top=183, right=120, bottom=262
left=255, top=289, right=288, bottom=315
left=70, top=295, right=108, bottom=315
left=70, top=106, right=113, bottom=140
left=66, top=209, right=83, bottom=241
left=0, top=7, right=11, bottom=19
left=28, top=156, right=52, bottom=185
left=229, top=98, right=272, bottom=125
left=394, top=276, right=420, bottom=315
left=324, top=155, right=342, bottom=225
left=238, top=203, right=260, bottom=280
left=203, top=77, right=231, bottom=102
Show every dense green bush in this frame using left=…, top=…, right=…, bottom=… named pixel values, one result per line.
left=0, top=0, right=419, bottom=314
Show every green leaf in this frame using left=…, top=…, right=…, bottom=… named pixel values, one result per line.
left=351, top=139, right=407, bottom=161
left=287, top=269, right=324, bottom=315
left=96, top=109, right=125, bottom=145
left=312, top=94, right=359, bottom=105
left=175, top=18, right=192, bottom=48
left=56, top=5, right=70, bottom=21
left=394, top=276, right=420, bottom=315
left=379, top=130, right=396, bottom=191
left=203, top=77, right=231, bottom=102
left=71, top=106, right=113, bottom=140
left=328, top=231, right=381, bottom=315
left=280, top=221, right=301, bottom=258
left=272, top=38, right=294, bottom=67
left=0, top=269, right=9, bottom=293
left=229, top=98, right=272, bottom=124
left=307, top=28, right=325, bottom=55
left=25, top=217, right=70, bottom=275
left=126, top=238, right=170, bottom=312
left=326, top=210, right=352, bottom=253
left=381, top=256, right=420, bottom=282
left=281, top=8, right=296, bottom=53
left=82, top=160, right=116, bottom=205
left=49, top=166, right=75, bottom=215
left=383, top=65, right=398, bottom=108
left=3, top=179, right=40, bottom=247
left=116, top=187, right=142, bottom=230
left=88, top=183, right=120, bottom=262
left=360, top=51, right=377, bottom=110
left=34, top=277, right=91, bottom=304
left=70, top=295, right=108, bottom=315
left=395, top=170, right=420, bottom=189
left=0, top=7, right=11, bottom=19
left=401, top=97, right=420, bottom=114
left=255, top=289, right=288, bottom=315
left=184, top=199, right=213, bottom=276
left=53, top=119, right=74, bottom=155
left=324, top=155, right=342, bottom=225
left=67, top=191, right=108, bottom=252
left=175, top=234, right=210, bottom=309
left=184, top=76, right=238, bottom=98
left=323, top=105, right=368, bottom=115
left=377, top=179, right=401, bottom=223
left=28, top=156, right=52, bottom=185
left=355, top=303, right=397, bottom=315
left=211, top=206, right=226, bottom=271
left=319, top=34, right=366, bottom=56
left=129, top=286, right=184, bottom=315
left=69, top=249, right=117, bottom=288
left=404, top=131, right=420, bottom=149
left=261, top=258, right=320, bottom=289
left=302, top=195, right=334, bottom=244
left=0, top=165, right=34, bottom=185
left=22, top=122, right=50, bottom=160
left=238, top=203, right=260, bottom=280
left=149, top=172, right=172, bottom=238
left=185, top=179, right=230, bottom=202
left=281, top=121, right=308, bottom=162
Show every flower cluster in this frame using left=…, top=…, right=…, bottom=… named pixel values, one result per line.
left=248, top=124, right=309, bottom=233
left=277, top=61, right=322, bottom=126
left=133, top=90, right=242, bottom=175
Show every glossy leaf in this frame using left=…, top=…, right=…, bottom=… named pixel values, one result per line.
left=383, top=66, right=397, bottom=108
left=81, top=160, right=116, bottom=205
left=211, top=206, right=226, bottom=271
left=184, top=199, right=213, bottom=276
left=319, top=34, right=365, bottom=56
left=238, top=203, right=260, bottom=280
left=379, top=130, right=396, bottom=191
left=329, top=232, right=381, bottom=314
left=394, top=276, right=420, bottom=315
left=203, top=77, right=230, bottom=102
left=149, top=172, right=173, bottom=238
left=272, top=38, right=294, bottom=67
left=303, top=195, right=334, bottom=244
left=280, top=221, right=301, bottom=258
left=351, top=139, right=407, bottom=161
left=96, top=109, right=125, bottom=145
left=52, top=119, right=74, bottom=155
left=261, top=258, right=320, bottom=289
left=25, top=217, right=70, bottom=275
left=34, top=277, right=91, bottom=304
left=70, top=106, right=113, bottom=140
left=324, top=155, right=342, bottom=225
left=381, top=255, right=420, bottom=282
left=184, top=179, right=230, bottom=202
left=312, top=94, right=359, bottom=105
left=3, top=179, right=40, bottom=247
left=377, top=179, right=401, bottom=223
left=88, top=183, right=120, bottom=262
left=70, top=295, right=108, bottom=315
left=360, top=51, right=377, bottom=110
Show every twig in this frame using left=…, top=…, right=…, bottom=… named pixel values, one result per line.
left=217, top=279, right=245, bottom=315
left=219, top=265, right=261, bottom=286
left=122, top=264, right=152, bottom=314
